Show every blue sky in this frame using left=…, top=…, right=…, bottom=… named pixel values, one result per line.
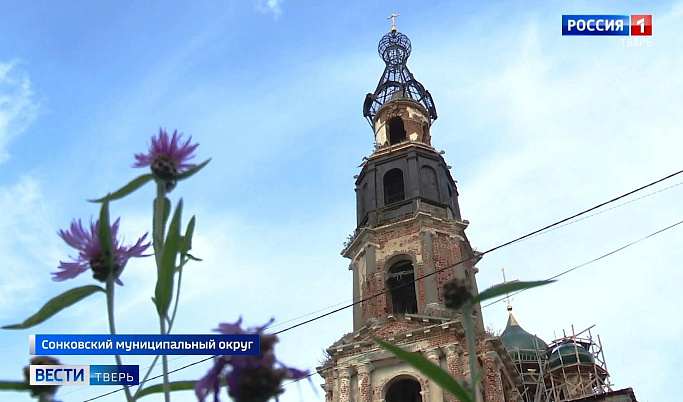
left=1, top=1, right=682, bottom=401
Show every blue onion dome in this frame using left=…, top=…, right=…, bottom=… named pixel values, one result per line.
left=500, top=314, right=548, bottom=362
left=547, top=342, right=594, bottom=370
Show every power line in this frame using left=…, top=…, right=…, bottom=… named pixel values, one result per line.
left=266, top=178, right=683, bottom=331
left=280, top=217, right=683, bottom=387
left=83, top=168, right=683, bottom=400
left=273, top=169, right=683, bottom=335
left=481, top=218, right=683, bottom=309
left=520, top=180, right=683, bottom=242
left=82, top=356, right=215, bottom=401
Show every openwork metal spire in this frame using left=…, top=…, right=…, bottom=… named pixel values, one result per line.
left=363, top=27, right=437, bottom=126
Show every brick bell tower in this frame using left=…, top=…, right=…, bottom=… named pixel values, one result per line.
left=317, top=21, right=522, bottom=402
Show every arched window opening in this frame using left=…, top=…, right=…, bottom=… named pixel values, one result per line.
left=384, top=169, right=405, bottom=205
left=387, top=261, right=418, bottom=315
left=360, top=182, right=368, bottom=217
left=388, top=117, right=406, bottom=145
left=386, top=378, right=422, bottom=402
left=420, top=166, right=439, bottom=201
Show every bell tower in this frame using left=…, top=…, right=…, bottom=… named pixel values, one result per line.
left=351, top=26, right=478, bottom=331
left=318, top=22, right=521, bottom=402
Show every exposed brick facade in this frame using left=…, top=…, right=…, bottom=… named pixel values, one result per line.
left=320, top=90, right=517, bottom=402
left=318, top=30, right=638, bottom=402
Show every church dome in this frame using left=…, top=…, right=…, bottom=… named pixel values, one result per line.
left=500, top=314, right=548, bottom=362
left=547, top=342, right=594, bottom=370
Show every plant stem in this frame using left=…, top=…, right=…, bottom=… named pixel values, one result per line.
left=106, top=277, right=134, bottom=402
left=132, top=355, right=160, bottom=399
left=166, top=264, right=184, bottom=333
left=153, top=180, right=171, bottom=402
left=462, top=306, right=479, bottom=402
left=153, top=181, right=166, bottom=270
left=134, top=262, right=182, bottom=398
left=160, top=317, right=171, bottom=402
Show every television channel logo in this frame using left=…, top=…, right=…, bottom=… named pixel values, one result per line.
left=29, top=365, right=138, bottom=386
left=562, top=15, right=652, bottom=36
left=630, top=15, right=652, bottom=36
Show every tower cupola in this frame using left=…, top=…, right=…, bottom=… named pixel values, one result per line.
left=363, top=28, right=437, bottom=149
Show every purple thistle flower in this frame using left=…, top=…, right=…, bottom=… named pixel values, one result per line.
left=195, top=317, right=311, bottom=402
left=54, top=218, right=151, bottom=285
left=134, top=128, right=199, bottom=181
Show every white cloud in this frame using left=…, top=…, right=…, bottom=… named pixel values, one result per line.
left=254, top=0, right=283, bottom=19
left=0, top=61, right=39, bottom=164
left=0, top=176, right=61, bottom=319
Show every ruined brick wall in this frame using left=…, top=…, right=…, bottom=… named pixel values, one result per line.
left=374, top=101, right=432, bottom=148
left=482, top=342, right=505, bottom=402
left=321, top=330, right=518, bottom=402
left=432, top=233, right=460, bottom=304
left=359, top=217, right=471, bottom=324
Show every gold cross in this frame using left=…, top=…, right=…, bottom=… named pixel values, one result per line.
left=387, top=13, right=399, bottom=32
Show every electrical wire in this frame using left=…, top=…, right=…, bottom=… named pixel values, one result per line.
left=80, top=168, right=683, bottom=400
left=280, top=217, right=683, bottom=387
left=273, top=170, right=683, bottom=335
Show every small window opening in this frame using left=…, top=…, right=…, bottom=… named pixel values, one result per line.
left=386, top=378, right=422, bottom=402
left=384, top=169, right=405, bottom=205
left=387, top=261, right=418, bottom=315
left=388, top=117, right=406, bottom=145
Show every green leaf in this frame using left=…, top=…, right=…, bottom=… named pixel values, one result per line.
left=136, top=381, right=197, bottom=398
left=372, top=337, right=472, bottom=402
left=153, top=197, right=172, bottom=235
left=155, top=199, right=182, bottom=317
left=174, top=159, right=211, bottom=181
left=0, top=381, right=30, bottom=391
left=163, top=197, right=171, bottom=226
left=89, top=174, right=154, bottom=203
left=180, top=216, right=196, bottom=256
left=470, top=280, right=555, bottom=305
left=186, top=253, right=203, bottom=262
left=98, top=199, right=115, bottom=275
left=2, top=286, right=105, bottom=329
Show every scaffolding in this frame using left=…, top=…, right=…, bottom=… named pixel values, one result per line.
left=506, top=325, right=612, bottom=402
left=507, top=344, right=547, bottom=402
left=543, top=325, right=612, bottom=402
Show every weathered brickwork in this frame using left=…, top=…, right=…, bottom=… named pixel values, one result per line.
left=356, top=364, right=372, bottom=402
left=416, top=263, right=427, bottom=309
left=483, top=355, right=505, bottom=402
left=338, top=367, right=351, bottom=402
left=444, top=344, right=464, bottom=402
left=356, top=216, right=473, bottom=325
left=481, top=341, right=506, bottom=402
left=323, top=94, right=517, bottom=401
left=431, top=234, right=456, bottom=302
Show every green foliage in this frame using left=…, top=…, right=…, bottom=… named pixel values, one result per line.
left=372, top=337, right=472, bottom=402
left=174, top=159, right=211, bottom=181
left=98, top=200, right=115, bottom=276
left=136, top=381, right=197, bottom=398
left=155, top=199, right=183, bottom=317
left=2, top=286, right=105, bottom=329
left=90, top=174, right=155, bottom=203
left=373, top=279, right=556, bottom=402
left=180, top=216, right=196, bottom=258
left=470, top=280, right=554, bottom=305
left=0, top=381, right=30, bottom=391
left=152, top=197, right=171, bottom=247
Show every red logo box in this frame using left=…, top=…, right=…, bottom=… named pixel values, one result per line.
left=631, top=15, right=652, bottom=36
